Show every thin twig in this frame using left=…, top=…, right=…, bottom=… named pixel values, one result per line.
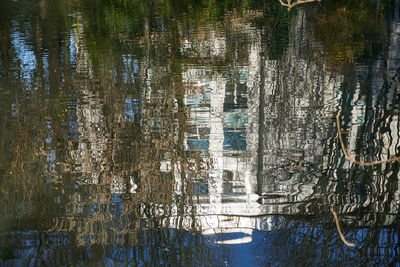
left=279, top=0, right=292, bottom=10
left=332, top=210, right=355, bottom=247
left=336, top=114, right=400, bottom=166
left=279, top=0, right=321, bottom=11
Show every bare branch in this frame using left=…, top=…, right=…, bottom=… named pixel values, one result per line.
left=332, top=210, right=355, bottom=247
left=279, top=0, right=321, bottom=11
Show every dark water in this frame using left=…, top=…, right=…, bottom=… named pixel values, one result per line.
left=1, top=0, right=400, bottom=265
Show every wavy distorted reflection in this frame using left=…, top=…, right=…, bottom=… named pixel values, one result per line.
left=0, top=0, right=400, bottom=265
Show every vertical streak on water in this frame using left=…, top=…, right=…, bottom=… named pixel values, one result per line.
left=348, top=82, right=363, bottom=159
left=208, top=75, right=225, bottom=205
left=257, top=41, right=265, bottom=196
left=68, top=14, right=109, bottom=190
left=385, top=0, right=400, bottom=110
left=388, top=0, right=400, bottom=202
left=245, top=29, right=261, bottom=201
left=142, top=18, right=153, bottom=102
left=174, top=160, right=182, bottom=197
left=10, top=20, right=37, bottom=86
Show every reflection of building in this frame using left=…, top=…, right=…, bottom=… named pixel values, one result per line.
left=5, top=4, right=400, bottom=266
left=180, top=9, right=343, bottom=214
left=59, top=7, right=400, bottom=244
left=172, top=7, right=400, bottom=236
left=176, top=12, right=341, bottom=237
left=182, top=31, right=261, bottom=207
left=24, top=5, right=400, bottom=250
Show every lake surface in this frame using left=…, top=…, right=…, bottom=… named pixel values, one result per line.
left=1, top=0, right=400, bottom=265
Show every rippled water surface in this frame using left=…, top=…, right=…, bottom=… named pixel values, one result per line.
left=1, top=0, right=400, bottom=265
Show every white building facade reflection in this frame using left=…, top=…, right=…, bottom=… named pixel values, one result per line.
left=59, top=6, right=400, bottom=245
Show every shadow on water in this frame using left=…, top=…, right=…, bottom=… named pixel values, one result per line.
left=0, top=0, right=400, bottom=265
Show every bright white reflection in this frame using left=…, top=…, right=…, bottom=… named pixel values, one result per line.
left=203, top=228, right=254, bottom=244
